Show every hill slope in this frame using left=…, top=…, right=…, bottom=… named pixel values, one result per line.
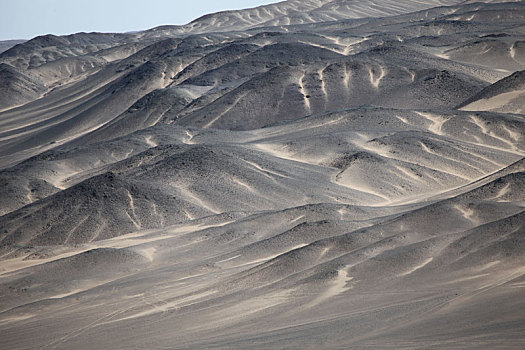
left=0, top=1, right=524, bottom=349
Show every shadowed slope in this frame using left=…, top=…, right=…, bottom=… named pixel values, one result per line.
left=458, top=70, right=525, bottom=114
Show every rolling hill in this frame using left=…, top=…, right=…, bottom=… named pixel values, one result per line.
left=0, top=0, right=524, bottom=349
